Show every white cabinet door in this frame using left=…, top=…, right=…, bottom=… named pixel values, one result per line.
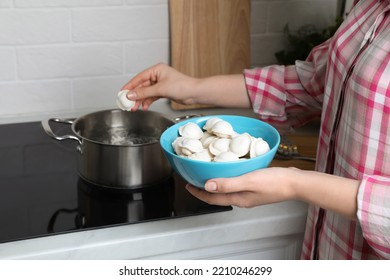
left=144, top=234, right=304, bottom=260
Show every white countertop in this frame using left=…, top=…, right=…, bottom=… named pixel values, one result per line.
left=0, top=200, right=308, bottom=260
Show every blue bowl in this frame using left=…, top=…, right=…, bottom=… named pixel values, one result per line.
left=160, top=115, right=280, bottom=188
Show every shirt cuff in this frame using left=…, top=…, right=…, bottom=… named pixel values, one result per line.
left=357, top=174, right=390, bottom=258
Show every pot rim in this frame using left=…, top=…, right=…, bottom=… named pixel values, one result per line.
left=71, top=109, right=176, bottom=147
left=42, top=109, right=199, bottom=147
left=42, top=109, right=176, bottom=147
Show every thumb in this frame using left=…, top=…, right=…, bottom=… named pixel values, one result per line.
left=127, top=84, right=161, bottom=101
left=205, top=177, right=247, bottom=193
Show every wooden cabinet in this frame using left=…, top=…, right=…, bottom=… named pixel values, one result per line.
left=169, top=0, right=251, bottom=110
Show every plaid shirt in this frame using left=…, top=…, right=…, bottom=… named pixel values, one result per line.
left=244, top=0, right=390, bottom=259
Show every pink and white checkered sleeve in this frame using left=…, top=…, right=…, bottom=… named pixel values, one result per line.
left=243, top=40, right=330, bottom=132
left=357, top=175, right=390, bottom=259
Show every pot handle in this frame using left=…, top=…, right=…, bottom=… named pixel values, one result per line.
left=41, top=118, right=82, bottom=145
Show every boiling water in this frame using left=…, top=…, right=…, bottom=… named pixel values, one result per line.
left=99, top=127, right=161, bottom=146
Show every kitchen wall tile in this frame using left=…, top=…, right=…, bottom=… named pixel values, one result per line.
left=124, top=40, right=169, bottom=74
left=0, top=80, right=71, bottom=115
left=268, top=0, right=338, bottom=32
left=0, top=48, right=16, bottom=81
left=17, top=45, right=123, bottom=79
left=73, top=75, right=130, bottom=110
left=15, top=0, right=122, bottom=8
left=125, top=0, right=167, bottom=4
left=251, top=1, right=268, bottom=34
left=0, top=0, right=12, bottom=8
left=71, top=6, right=169, bottom=42
left=0, top=11, right=69, bottom=45
left=251, top=34, right=288, bottom=66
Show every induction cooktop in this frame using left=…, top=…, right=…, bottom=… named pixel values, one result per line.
left=0, top=121, right=231, bottom=244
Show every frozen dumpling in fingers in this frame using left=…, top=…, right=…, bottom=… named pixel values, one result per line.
left=117, top=90, right=135, bottom=111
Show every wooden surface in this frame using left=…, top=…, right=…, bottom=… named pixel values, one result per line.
left=270, top=134, right=319, bottom=171
left=169, top=0, right=251, bottom=110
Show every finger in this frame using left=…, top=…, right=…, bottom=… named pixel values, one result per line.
left=121, top=64, right=161, bottom=91
left=205, top=176, right=252, bottom=194
left=135, top=79, right=155, bottom=90
left=129, top=100, right=142, bottom=112
left=141, top=97, right=159, bottom=111
left=130, top=98, right=158, bottom=112
left=185, top=184, right=233, bottom=206
left=121, top=73, right=150, bottom=91
left=127, top=82, right=164, bottom=101
left=128, top=87, right=160, bottom=111
left=186, top=184, right=255, bottom=207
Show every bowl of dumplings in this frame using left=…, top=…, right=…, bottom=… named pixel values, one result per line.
left=160, top=115, right=280, bottom=188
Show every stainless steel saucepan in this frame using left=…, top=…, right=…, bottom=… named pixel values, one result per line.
left=42, top=109, right=187, bottom=189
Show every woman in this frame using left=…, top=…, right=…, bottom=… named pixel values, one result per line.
left=121, top=0, right=390, bottom=259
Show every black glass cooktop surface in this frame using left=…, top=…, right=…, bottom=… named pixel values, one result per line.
left=0, top=121, right=231, bottom=244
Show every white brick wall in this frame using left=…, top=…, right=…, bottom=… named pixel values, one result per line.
left=18, top=44, right=123, bottom=79
left=0, top=0, right=337, bottom=124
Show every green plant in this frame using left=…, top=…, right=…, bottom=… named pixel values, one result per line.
left=275, top=17, right=343, bottom=65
